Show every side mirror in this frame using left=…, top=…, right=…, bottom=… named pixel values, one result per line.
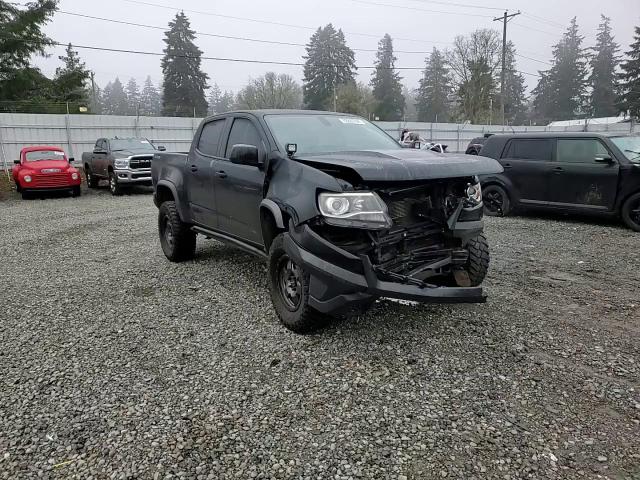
left=69, top=157, right=75, bottom=163
left=13, top=159, right=21, bottom=165
left=229, top=144, right=261, bottom=168
left=157, top=145, right=166, bottom=152
left=595, top=155, right=613, bottom=164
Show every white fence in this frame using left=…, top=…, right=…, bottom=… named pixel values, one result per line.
left=1, top=113, right=639, bottom=174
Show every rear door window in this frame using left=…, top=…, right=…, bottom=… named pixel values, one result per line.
left=557, top=139, right=609, bottom=163
left=197, top=119, right=226, bottom=157
left=502, top=139, right=553, bottom=161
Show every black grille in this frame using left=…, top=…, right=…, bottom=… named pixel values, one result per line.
left=129, top=156, right=152, bottom=169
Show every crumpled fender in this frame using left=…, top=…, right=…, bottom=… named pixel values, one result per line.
left=264, top=156, right=344, bottom=225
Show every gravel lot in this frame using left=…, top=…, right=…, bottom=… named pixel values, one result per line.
left=0, top=187, right=639, bottom=479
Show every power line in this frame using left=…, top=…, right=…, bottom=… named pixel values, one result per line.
left=52, top=7, right=554, bottom=67
left=48, top=40, right=542, bottom=79
left=121, top=0, right=451, bottom=45
left=54, top=10, right=439, bottom=55
left=403, top=0, right=505, bottom=11
left=346, top=0, right=495, bottom=18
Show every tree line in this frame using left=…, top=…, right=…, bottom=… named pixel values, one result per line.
left=2, top=1, right=640, bottom=124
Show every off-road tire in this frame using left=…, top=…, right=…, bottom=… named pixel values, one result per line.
left=267, top=234, right=328, bottom=334
left=85, top=166, right=99, bottom=189
left=483, top=184, right=511, bottom=217
left=621, top=192, right=640, bottom=232
left=158, top=201, right=196, bottom=262
left=109, top=171, right=123, bottom=196
left=466, top=234, right=490, bottom=286
left=71, top=186, right=81, bottom=197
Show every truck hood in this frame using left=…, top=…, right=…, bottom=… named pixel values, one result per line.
left=23, top=160, right=72, bottom=173
left=295, top=149, right=503, bottom=182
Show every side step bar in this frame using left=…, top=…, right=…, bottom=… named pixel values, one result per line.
left=191, top=226, right=267, bottom=259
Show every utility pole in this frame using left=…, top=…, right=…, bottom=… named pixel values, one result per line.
left=90, top=71, right=97, bottom=113
left=493, top=10, right=520, bottom=126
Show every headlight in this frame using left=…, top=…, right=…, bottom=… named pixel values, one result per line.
left=318, top=192, right=392, bottom=229
left=114, top=158, right=130, bottom=169
left=24, top=175, right=32, bottom=183
left=466, top=182, right=482, bottom=205
left=71, top=172, right=79, bottom=180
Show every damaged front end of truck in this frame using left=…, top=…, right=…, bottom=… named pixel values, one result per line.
left=263, top=147, right=502, bottom=328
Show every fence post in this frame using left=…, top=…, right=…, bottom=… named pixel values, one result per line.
left=64, top=114, right=75, bottom=160
left=430, top=122, right=433, bottom=142
left=0, top=118, right=9, bottom=179
left=456, top=125, right=461, bottom=153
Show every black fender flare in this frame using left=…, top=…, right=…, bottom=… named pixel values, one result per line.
left=155, top=180, right=189, bottom=220
left=260, top=198, right=285, bottom=229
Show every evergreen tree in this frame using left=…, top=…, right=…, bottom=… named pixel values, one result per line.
left=140, top=76, right=161, bottom=116
left=533, top=17, right=588, bottom=121
left=589, top=15, right=620, bottom=117
left=125, top=78, right=140, bottom=115
left=161, top=11, right=209, bottom=117
left=0, top=0, right=57, bottom=103
left=504, top=42, right=527, bottom=125
left=52, top=43, right=90, bottom=105
left=416, top=47, right=452, bottom=122
left=618, top=25, right=640, bottom=118
left=303, top=24, right=357, bottom=110
left=370, top=34, right=405, bottom=121
left=101, top=78, right=128, bottom=115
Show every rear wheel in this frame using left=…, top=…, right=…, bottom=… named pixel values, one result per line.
left=483, top=185, right=510, bottom=217
left=109, top=171, right=123, bottom=196
left=85, top=166, right=99, bottom=188
left=158, top=201, right=196, bottom=262
left=268, top=234, right=328, bottom=334
left=621, top=192, right=640, bottom=232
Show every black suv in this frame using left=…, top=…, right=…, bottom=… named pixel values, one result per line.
left=479, top=132, right=640, bottom=231
left=465, top=133, right=494, bottom=155
left=152, top=110, right=503, bottom=333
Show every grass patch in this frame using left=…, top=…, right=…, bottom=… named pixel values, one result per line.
left=0, top=172, right=15, bottom=200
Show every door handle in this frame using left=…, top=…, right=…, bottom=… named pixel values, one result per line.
left=553, top=166, right=564, bottom=173
left=190, top=165, right=198, bottom=172
left=216, top=170, right=228, bottom=179
left=503, top=163, right=513, bottom=169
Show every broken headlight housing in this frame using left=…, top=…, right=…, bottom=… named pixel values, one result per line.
left=318, top=191, right=393, bottom=230
left=465, top=180, right=482, bottom=206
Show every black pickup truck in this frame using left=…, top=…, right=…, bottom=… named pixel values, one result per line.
left=151, top=110, right=503, bottom=333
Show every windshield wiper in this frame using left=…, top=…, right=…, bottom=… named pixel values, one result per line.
left=624, top=149, right=640, bottom=161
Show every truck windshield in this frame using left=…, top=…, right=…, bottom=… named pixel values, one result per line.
left=264, top=114, right=401, bottom=155
left=611, top=136, right=640, bottom=163
left=111, top=139, right=156, bottom=152
left=25, top=150, right=66, bottom=161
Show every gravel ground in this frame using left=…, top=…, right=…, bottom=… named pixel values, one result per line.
left=0, top=187, right=639, bottom=480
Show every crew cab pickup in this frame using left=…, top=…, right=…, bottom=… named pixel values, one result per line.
left=82, top=137, right=165, bottom=195
left=152, top=110, right=503, bottom=333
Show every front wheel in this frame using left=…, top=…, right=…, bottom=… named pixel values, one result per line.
left=71, top=186, right=81, bottom=197
left=464, top=234, right=490, bottom=286
left=268, top=234, right=328, bottom=334
left=621, top=192, right=640, bottom=232
left=109, top=171, right=123, bottom=196
left=158, top=201, right=196, bottom=262
left=483, top=185, right=510, bottom=217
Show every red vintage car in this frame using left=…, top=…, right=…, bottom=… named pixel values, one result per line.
left=12, top=146, right=82, bottom=199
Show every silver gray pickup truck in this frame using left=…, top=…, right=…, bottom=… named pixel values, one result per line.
left=82, top=137, right=165, bottom=195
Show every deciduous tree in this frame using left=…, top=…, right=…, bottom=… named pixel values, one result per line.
left=236, top=72, right=302, bottom=110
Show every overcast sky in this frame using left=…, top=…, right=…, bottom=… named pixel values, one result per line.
left=33, top=0, right=640, bottom=96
